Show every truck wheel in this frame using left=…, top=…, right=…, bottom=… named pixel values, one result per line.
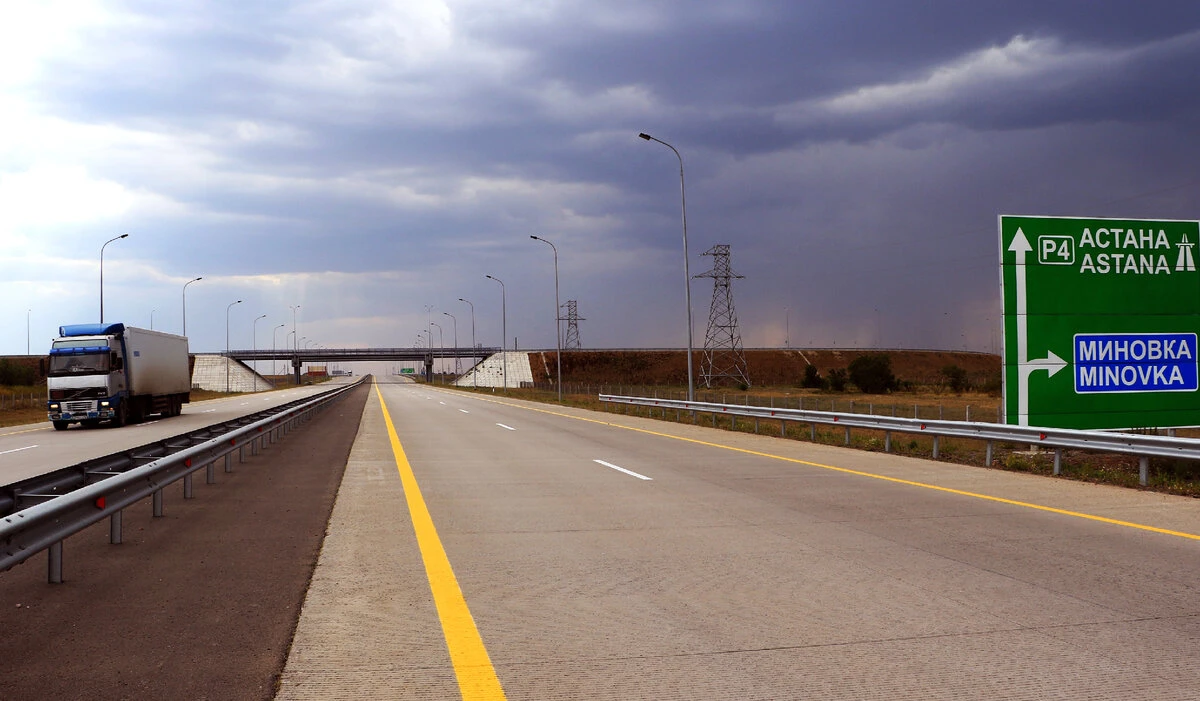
left=111, top=402, right=127, bottom=427
left=52, top=421, right=69, bottom=431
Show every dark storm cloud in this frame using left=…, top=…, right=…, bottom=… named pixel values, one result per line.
left=12, top=0, right=1200, bottom=354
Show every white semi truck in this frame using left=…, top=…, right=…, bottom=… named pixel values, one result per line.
left=47, top=323, right=191, bottom=430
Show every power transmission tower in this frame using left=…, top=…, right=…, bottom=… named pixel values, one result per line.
left=561, top=300, right=585, bottom=350
left=695, top=244, right=750, bottom=388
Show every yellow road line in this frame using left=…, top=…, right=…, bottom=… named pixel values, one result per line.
left=374, top=383, right=507, bottom=700
left=451, top=389, right=1200, bottom=543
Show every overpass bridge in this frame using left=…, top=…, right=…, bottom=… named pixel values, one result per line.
left=225, top=346, right=500, bottom=382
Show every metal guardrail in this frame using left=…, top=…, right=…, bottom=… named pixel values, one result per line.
left=0, top=378, right=365, bottom=583
left=599, top=394, right=1200, bottom=486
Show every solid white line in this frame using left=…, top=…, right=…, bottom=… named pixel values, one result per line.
left=439, top=401, right=446, bottom=405
left=496, top=423, right=516, bottom=431
left=593, top=459, right=653, bottom=481
left=0, top=445, right=38, bottom=456
left=202, top=409, right=217, bottom=413
left=459, top=409, right=470, bottom=414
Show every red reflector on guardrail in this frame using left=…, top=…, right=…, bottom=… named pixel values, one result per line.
left=921, top=424, right=926, bottom=430
left=94, top=497, right=105, bottom=510
left=184, top=458, right=191, bottom=467
left=1040, top=433, right=1047, bottom=440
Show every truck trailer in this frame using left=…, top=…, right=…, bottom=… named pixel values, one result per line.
left=47, top=323, right=191, bottom=430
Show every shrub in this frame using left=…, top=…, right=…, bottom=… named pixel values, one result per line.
left=941, top=364, right=970, bottom=393
left=847, top=354, right=897, bottom=394
left=827, top=368, right=848, bottom=391
left=801, top=364, right=825, bottom=389
left=0, top=359, right=36, bottom=386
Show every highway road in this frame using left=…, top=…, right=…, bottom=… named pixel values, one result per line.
left=0, top=379, right=355, bottom=487
left=279, top=378, right=1200, bottom=699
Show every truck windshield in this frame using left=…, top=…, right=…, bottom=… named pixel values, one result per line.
left=49, top=352, right=111, bottom=376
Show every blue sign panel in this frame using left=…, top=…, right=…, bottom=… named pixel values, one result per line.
left=1074, top=333, right=1198, bottom=394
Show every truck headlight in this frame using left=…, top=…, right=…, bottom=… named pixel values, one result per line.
left=48, top=403, right=59, bottom=411
left=99, top=400, right=110, bottom=407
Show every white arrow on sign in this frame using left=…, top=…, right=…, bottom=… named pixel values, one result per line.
left=1009, top=227, right=1070, bottom=425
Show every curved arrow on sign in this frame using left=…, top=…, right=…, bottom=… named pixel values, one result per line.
left=1009, top=227, right=1069, bottom=425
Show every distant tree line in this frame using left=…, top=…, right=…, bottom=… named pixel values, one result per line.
left=798, top=354, right=997, bottom=395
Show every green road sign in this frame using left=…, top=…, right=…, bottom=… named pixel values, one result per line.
left=1000, top=215, right=1200, bottom=429
left=400, top=367, right=415, bottom=374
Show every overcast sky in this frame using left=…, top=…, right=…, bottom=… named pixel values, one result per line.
left=4, top=0, right=1199, bottom=359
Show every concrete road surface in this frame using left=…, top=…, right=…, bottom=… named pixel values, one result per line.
left=279, top=379, right=1200, bottom=700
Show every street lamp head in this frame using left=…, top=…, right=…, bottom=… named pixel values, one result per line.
left=638, top=132, right=652, bottom=140
left=486, top=275, right=495, bottom=280
left=118, top=233, right=129, bottom=239
left=530, top=235, right=539, bottom=240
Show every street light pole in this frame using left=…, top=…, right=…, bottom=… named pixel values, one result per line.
left=252, top=314, right=267, bottom=392
left=639, top=132, right=695, bottom=402
left=486, top=275, right=507, bottom=393
left=530, top=235, right=563, bottom=402
left=182, top=276, right=202, bottom=336
left=442, top=311, right=459, bottom=377
left=225, top=300, right=242, bottom=392
left=26, top=309, right=30, bottom=355
left=272, top=323, right=286, bottom=382
left=458, top=298, right=476, bottom=388
left=290, top=305, right=301, bottom=385
left=430, top=322, right=443, bottom=384
left=100, top=233, right=129, bottom=324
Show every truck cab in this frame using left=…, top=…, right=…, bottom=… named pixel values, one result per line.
left=47, top=332, right=127, bottom=428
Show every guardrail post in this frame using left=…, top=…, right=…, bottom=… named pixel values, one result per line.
left=239, top=445, right=246, bottom=463
left=966, top=406, right=971, bottom=422
left=1053, top=448, right=1062, bottom=476
left=184, top=473, right=193, bottom=499
left=844, top=427, right=850, bottom=446
left=153, top=489, right=164, bottom=517
left=1139, top=456, right=1149, bottom=486
left=780, top=419, right=787, bottom=437
left=985, top=441, right=993, bottom=466
left=225, top=453, right=233, bottom=473
left=810, top=424, right=816, bottom=440
left=913, top=404, right=918, bottom=418
left=754, top=417, right=759, bottom=433
left=48, top=542, right=63, bottom=584
left=932, top=436, right=940, bottom=459
left=885, top=431, right=891, bottom=452
left=207, top=462, right=216, bottom=484
left=110, top=511, right=122, bottom=544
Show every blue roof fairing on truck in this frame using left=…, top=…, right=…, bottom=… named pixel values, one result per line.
left=59, top=323, right=125, bottom=337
